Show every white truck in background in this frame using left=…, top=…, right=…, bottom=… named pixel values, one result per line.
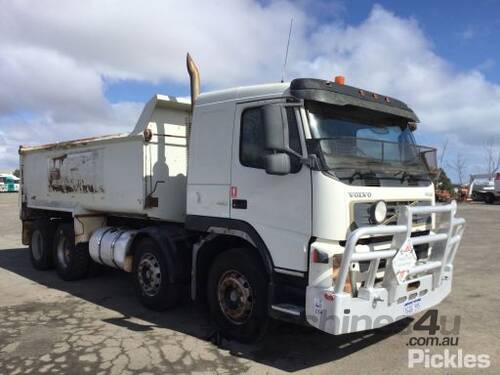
left=469, top=172, right=500, bottom=204
left=478, top=173, right=500, bottom=204
left=19, top=54, right=465, bottom=342
left=496, top=173, right=500, bottom=199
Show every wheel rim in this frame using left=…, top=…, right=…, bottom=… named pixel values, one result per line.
left=31, top=230, right=43, bottom=261
left=137, top=253, right=162, bottom=297
left=217, top=270, right=254, bottom=325
left=56, top=233, right=71, bottom=268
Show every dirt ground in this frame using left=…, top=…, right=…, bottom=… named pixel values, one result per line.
left=0, top=193, right=499, bottom=374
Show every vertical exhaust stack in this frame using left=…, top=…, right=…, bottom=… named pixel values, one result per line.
left=186, top=53, right=200, bottom=113
left=186, top=53, right=200, bottom=149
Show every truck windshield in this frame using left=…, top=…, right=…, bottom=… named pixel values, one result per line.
left=305, top=102, right=436, bottom=184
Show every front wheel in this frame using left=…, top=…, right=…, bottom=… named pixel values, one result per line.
left=207, top=248, right=269, bottom=343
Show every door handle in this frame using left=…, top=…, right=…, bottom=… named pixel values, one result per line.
left=232, top=199, right=247, bottom=209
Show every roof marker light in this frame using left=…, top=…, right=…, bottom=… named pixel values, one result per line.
left=335, top=76, right=345, bottom=85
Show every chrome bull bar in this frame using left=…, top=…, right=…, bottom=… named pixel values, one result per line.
left=334, top=201, right=466, bottom=303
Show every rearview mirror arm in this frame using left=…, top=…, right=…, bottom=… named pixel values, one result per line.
left=280, top=147, right=319, bottom=169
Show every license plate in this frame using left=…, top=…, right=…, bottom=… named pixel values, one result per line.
left=403, top=298, right=422, bottom=315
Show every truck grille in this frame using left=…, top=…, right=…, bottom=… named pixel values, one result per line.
left=353, top=200, right=432, bottom=228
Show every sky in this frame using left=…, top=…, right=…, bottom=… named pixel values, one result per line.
left=1, top=0, right=499, bottom=182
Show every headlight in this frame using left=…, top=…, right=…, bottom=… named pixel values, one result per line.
left=370, top=200, right=387, bottom=224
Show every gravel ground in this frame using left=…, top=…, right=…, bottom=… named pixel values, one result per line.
left=0, top=193, right=499, bottom=374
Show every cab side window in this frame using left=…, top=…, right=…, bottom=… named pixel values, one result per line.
left=240, top=107, right=268, bottom=169
left=240, top=106, right=302, bottom=173
left=285, top=107, right=302, bottom=171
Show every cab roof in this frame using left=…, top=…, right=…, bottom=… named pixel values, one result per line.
left=195, top=79, right=418, bottom=122
left=196, top=83, right=289, bottom=106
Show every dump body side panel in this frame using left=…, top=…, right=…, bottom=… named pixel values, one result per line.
left=22, top=135, right=145, bottom=215
left=144, top=107, right=189, bottom=222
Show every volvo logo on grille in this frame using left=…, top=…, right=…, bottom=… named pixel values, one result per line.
left=349, top=192, right=372, bottom=198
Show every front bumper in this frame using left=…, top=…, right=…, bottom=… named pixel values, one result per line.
left=306, top=201, right=465, bottom=335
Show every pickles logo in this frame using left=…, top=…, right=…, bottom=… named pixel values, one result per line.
left=409, top=349, right=490, bottom=369
left=348, top=192, right=372, bottom=198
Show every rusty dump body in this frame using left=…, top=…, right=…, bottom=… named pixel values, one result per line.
left=19, top=95, right=192, bottom=223
left=26, top=134, right=126, bottom=195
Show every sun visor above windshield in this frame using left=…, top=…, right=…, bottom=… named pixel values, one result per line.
left=290, top=78, right=419, bottom=122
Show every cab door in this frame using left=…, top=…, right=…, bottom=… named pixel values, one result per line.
left=230, top=100, right=312, bottom=273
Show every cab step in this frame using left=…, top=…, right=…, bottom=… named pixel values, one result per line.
left=270, top=303, right=306, bottom=324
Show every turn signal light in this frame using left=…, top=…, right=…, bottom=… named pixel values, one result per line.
left=334, top=76, right=345, bottom=85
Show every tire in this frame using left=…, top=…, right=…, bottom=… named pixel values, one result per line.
left=29, top=220, right=55, bottom=270
left=207, top=248, right=269, bottom=343
left=53, top=223, right=90, bottom=281
left=485, top=193, right=495, bottom=204
left=132, top=238, right=179, bottom=311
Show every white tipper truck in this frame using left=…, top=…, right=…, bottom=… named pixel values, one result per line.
left=479, top=173, right=500, bottom=204
left=19, top=54, right=466, bottom=342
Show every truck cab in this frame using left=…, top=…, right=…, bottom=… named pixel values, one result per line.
left=186, top=78, right=464, bottom=336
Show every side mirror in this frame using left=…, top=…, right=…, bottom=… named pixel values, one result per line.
left=265, top=153, right=291, bottom=175
left=262, top=104, right=289, bottom=152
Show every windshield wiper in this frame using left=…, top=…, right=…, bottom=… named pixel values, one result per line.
left=336, top=168, right=379, bottom=183
left=393, top=169, right=429, bottom=181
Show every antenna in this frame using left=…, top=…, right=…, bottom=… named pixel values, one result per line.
left=281, top=17, right=294, bottom=83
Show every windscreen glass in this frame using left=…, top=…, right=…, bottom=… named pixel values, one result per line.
left=306, top=101, right=436, bottom=185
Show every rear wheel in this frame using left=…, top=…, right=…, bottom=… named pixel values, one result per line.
left=53, top=223, right=90, bottom=281
left=207, top=248, right=269, bottom=343
left=132, top=238, right=179, bottom=310
left=29, top=220, right=55, bottom=270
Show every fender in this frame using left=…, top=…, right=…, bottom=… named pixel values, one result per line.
left=185, top=215, right=274, bottom=275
